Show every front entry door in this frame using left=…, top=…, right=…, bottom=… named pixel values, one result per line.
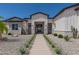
left=35, top=22, right=44, bottom=34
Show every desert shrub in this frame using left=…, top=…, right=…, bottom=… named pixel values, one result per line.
left=51, top=44, right=55, bottom=48
left=58, top=34, right=63, bottom=38
left=25, top=34, right=36, bottom=50
left=26, top=48, right=29, bottom=54
left=8, top=33, right=12, bottom=35
left=44, top=35, right=55, bottom=48
left=53, top=33, right=58, bottom=36
left=25, top=43, right=29, bottom=48
left=55, top=47, right=62, bottom=54
left=19, top=47, right=26, bottom=55
left=28, top=34, right=36, bottom=44
left=44, top=35, right=52, bottom=44
left=64, top=35, right=70, bottom=41
left=71, top=26, right=78, bottom=38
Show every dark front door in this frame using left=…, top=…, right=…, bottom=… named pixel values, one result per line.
left=35, top=22, right=44, bottom=34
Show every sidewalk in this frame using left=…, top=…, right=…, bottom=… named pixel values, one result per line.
left=29, top=34, right=53, bottom=55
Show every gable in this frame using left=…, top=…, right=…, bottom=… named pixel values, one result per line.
left=5, top=17, right=23, bottom=22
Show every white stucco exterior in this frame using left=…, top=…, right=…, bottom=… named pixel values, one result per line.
left=5, top=12, right=53, bottom=35
left=53, top=5, right=79, bottom=35
left=3, top=4, right=79, bottom=35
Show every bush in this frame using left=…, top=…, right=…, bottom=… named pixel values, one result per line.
left=51, top=44, right=55, bottom=48
left=29, top=34, right=36, bottom=44
left=19, top=47, right=26, bottom=55
left=58, top=34, right=63, bottom=38
left=44, top=35, right=55, bottom=48
left=26, top=48, right=29, bottom=54
left=64, top=35, right=70, bottom=41
left=25, top=43, right=29, bottom=48
left=53, top=33, right=58, bottom=36
left=8, top=33, right=12, bottom=35
left=55, top=47, right=62, bottom=54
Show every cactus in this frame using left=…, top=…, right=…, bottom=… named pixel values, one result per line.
left=71, top=26, right=78, bottom=38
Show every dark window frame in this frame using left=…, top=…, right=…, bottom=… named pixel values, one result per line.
left=12, top=24, right=18, bottom=30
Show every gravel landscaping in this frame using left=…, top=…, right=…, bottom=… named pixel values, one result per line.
left=0, top=35, right=32, bottom=55
left=47, top=34, right=79, bottom=55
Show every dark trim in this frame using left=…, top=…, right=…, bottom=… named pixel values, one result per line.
left=30, top=12, right=53, bottom=19
left=53, top=3, right=79, bottom=19
left=4, top=17, right=23, bottom=22
left=3, top=12, right=53, bottom=22
left=4, top=3, right=79, bottom=22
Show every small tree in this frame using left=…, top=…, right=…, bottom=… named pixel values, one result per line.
left=0, top=21, right=8, bottom=39
left=71, top=26, right=78, bottom=39
left=0, top=16, right=8, bottom=39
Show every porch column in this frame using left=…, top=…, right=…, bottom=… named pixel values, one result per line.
left=26, top=24, right=28, bottom=34
left=44, top=22, right=47, bottom=34
left=52, top=23, right=54, bottom=34
left=32, top=22, right=35, bottom=34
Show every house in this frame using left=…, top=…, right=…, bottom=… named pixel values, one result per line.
left=3, top=12, right=54, bottom=35
left=53, top=4, right=79, bottom=35
left=3, top=4, right=79, bottom=35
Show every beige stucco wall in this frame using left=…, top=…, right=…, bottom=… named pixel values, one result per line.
left=7, top=22, right=22, bottom=35
left=31, top=13, right=48, bottom=34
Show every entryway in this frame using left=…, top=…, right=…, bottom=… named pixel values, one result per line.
left=35, top=22, right=44, bottom=34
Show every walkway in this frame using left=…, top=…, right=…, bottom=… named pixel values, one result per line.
left=30, top=34, right=53, bottom=55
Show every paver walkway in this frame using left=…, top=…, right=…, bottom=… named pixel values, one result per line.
left=30, top=34, right=53, bottom=55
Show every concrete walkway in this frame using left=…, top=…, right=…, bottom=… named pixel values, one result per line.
left=29, top=34, right=53, bottom=55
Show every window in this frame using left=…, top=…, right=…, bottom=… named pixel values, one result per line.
left=75, top=7, right=79, bottom=16
left=12, top=24, right=18, bottom=30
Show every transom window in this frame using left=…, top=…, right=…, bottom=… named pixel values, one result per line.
left=12, top=24, right=18, bottom=30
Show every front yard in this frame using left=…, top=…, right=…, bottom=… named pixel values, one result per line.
left=47, top=34, right=79, bottom=55
left=0, top=35, right=32, bottom=55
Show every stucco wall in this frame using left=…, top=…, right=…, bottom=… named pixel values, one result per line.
left=7, top=22, right=22, bottom=35
left=31, top=14, right=48, bottom=34
left=54, top=5, right=79, bottom=33
left=53, top=6, right=79, bottom=36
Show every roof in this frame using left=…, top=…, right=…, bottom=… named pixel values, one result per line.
left=4, top=12, right=53, bottom=22
left=4, top=17, right=24, bottom=22
left=3, top=4, right=79, bottom=22
left=53, top=3, right=79, bottom=19
left=30, top=12, right=49, bottom=17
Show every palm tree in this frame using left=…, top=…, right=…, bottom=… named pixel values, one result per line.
left=0, top=17, right=8, bottom=39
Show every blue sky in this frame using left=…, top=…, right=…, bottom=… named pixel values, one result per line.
left=0, top=3, right=75, bottom=20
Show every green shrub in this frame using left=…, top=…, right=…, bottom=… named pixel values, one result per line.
left=19, top=47, right=26, bottom=55
left=26, top=48, right=29, bottom=54
left=64, top=35, right=70, bottom=41
left=25, top=43, right=29, bottom=48
left=53, top=33, right=58, bottom=36
left=44, top=35, right=55, bottom=48
left=51, top=44, right=55, bottom=48
left=8, top=33, right=12, bottom=35
left=58, top=34, right=63, bottom=38
left=55, top=47, right=62, bottom=54
left=29, top=34, right=36, bottom=44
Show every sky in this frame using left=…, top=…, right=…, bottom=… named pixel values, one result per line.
left=0, top=3, right=75, bottom=20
